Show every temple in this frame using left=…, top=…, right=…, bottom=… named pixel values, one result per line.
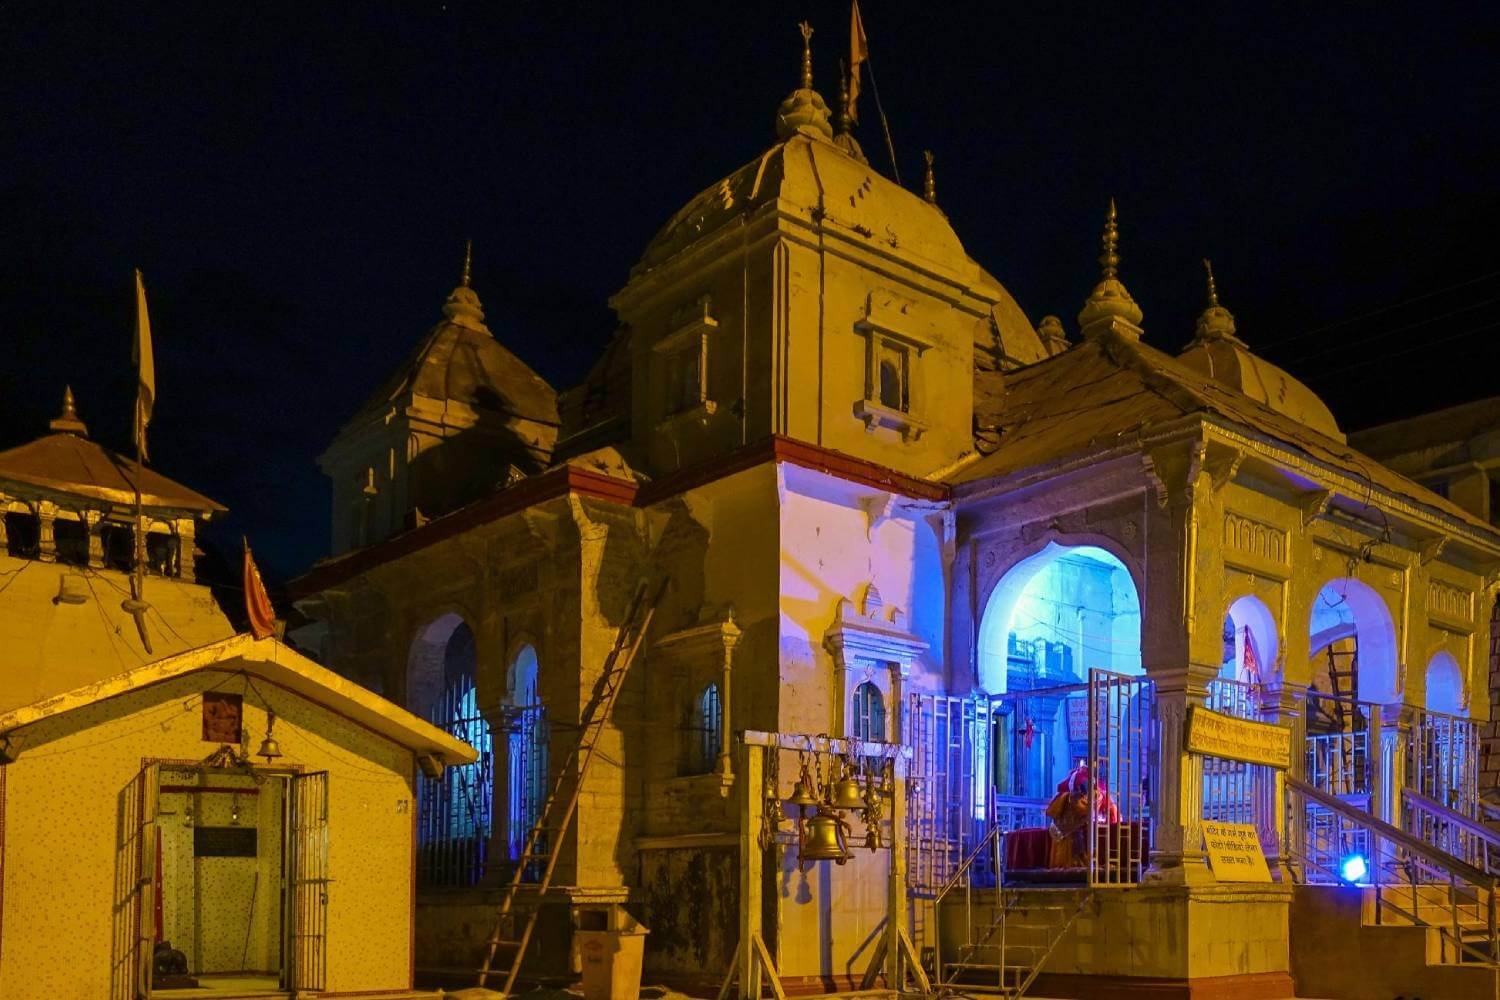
left=290, top=24, right=1500, bottom=1000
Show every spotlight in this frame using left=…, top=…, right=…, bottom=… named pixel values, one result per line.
left=1339, top=853, right=1368, bottom=883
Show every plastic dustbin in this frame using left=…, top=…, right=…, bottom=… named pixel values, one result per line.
left=574, top=907, right=649, bottom=1000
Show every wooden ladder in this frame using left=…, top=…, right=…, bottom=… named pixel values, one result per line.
left=475, top=577, right=666, bottom=993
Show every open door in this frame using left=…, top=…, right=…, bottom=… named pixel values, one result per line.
left=289, top=771, right=330, bottom=992
left=119, top=762, right=160, bottom=1000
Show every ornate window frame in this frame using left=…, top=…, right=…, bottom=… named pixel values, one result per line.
left=653, top=610, right=741, bottom=789
left=653, top=295, right=719, bottom=427
left=853, top=291, right=933, bottom=442
left=823, top=584, right=927, bottom=743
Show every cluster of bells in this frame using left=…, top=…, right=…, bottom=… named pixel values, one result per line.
left=766, top=752, right=891, bottom=870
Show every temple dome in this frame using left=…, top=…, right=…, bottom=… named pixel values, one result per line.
left=1176, top=266, right=1343, bottom=442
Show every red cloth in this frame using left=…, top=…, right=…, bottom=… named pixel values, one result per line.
left=243, top=539, right=277, bottom=639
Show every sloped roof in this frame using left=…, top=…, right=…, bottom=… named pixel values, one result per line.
left=0, top=633, right=478, bottom=766
left=946, top=329, right=1498, bottom=539
left=347, top=285, right=559, bottom=432
left=0, top=432, right=224, bottom=513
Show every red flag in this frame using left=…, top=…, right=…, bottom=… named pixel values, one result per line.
left=1241, top=626, right=1262, bottom=686
left=1022, top=717, right=1036, bottom=750
left=243, top=538, right=277, bottom=640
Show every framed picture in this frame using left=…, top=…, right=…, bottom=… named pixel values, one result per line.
left=202, top=692, right=243, bottom=744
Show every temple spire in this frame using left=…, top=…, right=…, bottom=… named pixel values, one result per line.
left=923, top=150, right=937, bottom=205
left=461, top=239, right=472, bottom=289
left=1077, top=198, right=1144, bottom=338
left=1194, top=257, right=1240, bottom=343
left=775, top=21, right=833, bottom=142
left=50, top=385, right=88, bottom=437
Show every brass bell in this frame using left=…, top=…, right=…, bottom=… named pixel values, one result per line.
left=831, top=774, right=865, bottom=810
left=799, top=806, right=851, bottom=868
left=257, top=711, right=284, bottom=762
left=789, top=779, right=819, bottom=809
left=864, top=824, right=881, bottom=851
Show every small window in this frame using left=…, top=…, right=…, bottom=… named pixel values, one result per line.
left=850, top=681, right=886, bottom=743
left=876, top=341, right=909, bottom=412
left=686, top=683, right=723, bottom=775
left=102, top=524, right=134, bottom=572
left=53, top=519, right=88, bottom=566
left=665, top=346, right=703, bottom=415
left=146, top=532, right=178, bottom=576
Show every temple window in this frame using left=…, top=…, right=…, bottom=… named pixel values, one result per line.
left=102, top=524, right=134, bottom=572
left=4, top=511, right=39, bottom=558
left=665, top=345, right=704, bottom=415
left=850, top=680, right=886, bottom=742
left=654, top=295, right=717, bottom=422
left=146, top=531, right=178, bottom=576
left=685, top=682, right=723, bottom=775
left=876, top=341, right=910, bottom=413
left=853, top=305, right=931, bottom=440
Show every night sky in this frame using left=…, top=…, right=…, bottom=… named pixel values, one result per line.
left=4, top=3, right=1498, bottom=581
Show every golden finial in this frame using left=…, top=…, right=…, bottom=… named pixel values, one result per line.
left=50, top=384, right=89, bottom=436
left=923, top=151, right=937, bottom=204
left=1194, top=256, right=1239, bottom=342
left=1203, top=258, right=1219, bottom=308
left=837, top=59, right=850, bottom=133
left=1099, top=198, right=1120, bottom=281
left=461, top=239, right=473, bottom=288
left=799, top=21, right=814, bottom=90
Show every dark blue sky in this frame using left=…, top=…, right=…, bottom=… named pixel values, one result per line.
left=4, top=2, right=1498, bottom=579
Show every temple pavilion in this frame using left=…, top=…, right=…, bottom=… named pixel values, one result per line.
left=291, top=23, right=1500, bottom=1000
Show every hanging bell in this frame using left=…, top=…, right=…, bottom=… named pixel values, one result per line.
left=789, top=779, right=819, bottom=809
left=257, top=711, right=283, bottom=762
left=766, top=795, right=786, bottom=827
left=864, top=824, right=881, bottom=851
left=831, top=773, right=865, bottom=810
left=799, top=806, right=851, bottom=867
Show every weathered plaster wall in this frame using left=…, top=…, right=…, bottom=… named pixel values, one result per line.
left=0, top=670, right=415, bottom=999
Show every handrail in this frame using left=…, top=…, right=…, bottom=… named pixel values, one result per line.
left=1405, top=787, right=1500, bottom=849
left=932, top=825, right=1002, bottom=905
left=1290, top=776, right=1496, bottom=889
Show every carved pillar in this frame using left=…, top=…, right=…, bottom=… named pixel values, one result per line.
left=481, top=701, right=516, bottom=886
left=1145, top=663, right=1219, bottom=884
left=35, top=501, right=57, bottom=562
left=176, top=518, right=197, bottom=579
left=1378, top=703, right=1412, bottom=828
left=719, top=617, right=740, bottom=778
left=1258, top=680, right=1306, bottom=881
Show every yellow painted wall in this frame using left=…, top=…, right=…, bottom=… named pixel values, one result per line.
left=0, top=669, right=416, bottom=999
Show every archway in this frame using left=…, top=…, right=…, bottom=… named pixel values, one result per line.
left=506, top=645, right=548, bottom=864
left=1219, top=594, right=1278, bottom=684
left=1308, top=578, right=1398, bottom=705
left=406, top=612, right=476, bottom=719
left=978, top=542, right=1143, bottom=802
left=1425, top=651, right=1464, bottom=716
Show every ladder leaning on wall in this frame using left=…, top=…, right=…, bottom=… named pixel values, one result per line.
left=475, top=577, right=667, bottom=993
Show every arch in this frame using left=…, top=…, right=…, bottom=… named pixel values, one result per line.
left=1220, top=594, right=1279, bottom=683
left=406, top=612, right=475, bottom=718
left=508, top=644, right=541, bottom=707
left=1308, top=578, right=1398, bottom=704
left=506, top=643, right=548, bottom=861
left=688, top=682, right=724, bottom=775
left=978, top=540, right=1143, bottom=694
left=1425, top=651, right=1464, bottom=716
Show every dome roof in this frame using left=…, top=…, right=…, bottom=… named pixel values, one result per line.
left=1176, top=266, right=1343, bottom=442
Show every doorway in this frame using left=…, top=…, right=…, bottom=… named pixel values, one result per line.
left=153, top=766, right=287, bottom=996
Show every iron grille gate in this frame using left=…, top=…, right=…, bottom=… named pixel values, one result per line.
left=908, top=692, right=991, bottom=894
left=290, top=770, right=330, bottom=993
left=1087, top=668, right=1152, bottom=886
left=1407, top=707, right=1479, bottom=817
left=418, top=677, right=494, bottom=887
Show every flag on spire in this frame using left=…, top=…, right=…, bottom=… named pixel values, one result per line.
left=243, top=538, right=278, bottom=640
left=133, top=269, right=156, bottom=463
left=847, top=0, right=869, bottom=124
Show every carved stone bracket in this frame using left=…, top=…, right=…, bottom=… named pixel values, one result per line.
left=1296, top=489, right=1332, bottom=528
left=1419, top=536, right=1447, bottom=566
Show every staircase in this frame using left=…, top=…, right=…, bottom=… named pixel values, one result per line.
left=931, top=827, right=1094, bottom=998
left=1288, top=776, right=1500, bottom=999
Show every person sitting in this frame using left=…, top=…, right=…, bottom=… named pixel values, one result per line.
left=1044, top=763, right=1120, bottom=868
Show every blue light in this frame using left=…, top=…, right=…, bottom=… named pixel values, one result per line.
left=1339, top=853, right=1368, bottom=883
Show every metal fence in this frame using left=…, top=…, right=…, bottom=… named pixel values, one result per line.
left=1087, top=669, right=1153, bottom=887
left=417, top=676, right=494, bottom=888
left=1406, top=707, right=1480, bottom=818
left=1205, top=676, right=1261, bottom=721
left=908, top=692, right=991, bottom=894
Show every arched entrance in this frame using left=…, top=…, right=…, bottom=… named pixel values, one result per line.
left=410, top=614, right=492, bottom=887
left=978, top=542, right=1143, bottom=804
left=1425, top=651, right=1464, bottom=715
left=506, top=645, right=548, bottom=866
left=1305, top=579, right=1397, bottom=801
left=1210, top=594, right=1279, bottom=718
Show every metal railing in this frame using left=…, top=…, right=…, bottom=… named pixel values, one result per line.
left=1406, top=707, right=1480, bottom=819
left=418, top=677, right=494, bottom=888
left=1289, top=775, right=1499, bottom=966
left=1404, top=787, right=1500, bottom=877
left=1206, top=676, right=1261, bottom=720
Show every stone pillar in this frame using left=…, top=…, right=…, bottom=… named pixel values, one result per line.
left=480, top=702, right=513, bottom=885
left=1378, top=703, right=1412, bottom=828
left=1258, top=681, right=1306, bottom=881
left=719, top=621, right=740, bottom=778
left=176, top=518, right=197, bottom=580
left=1144, top=662, right=1219, bottom=884
left=36, top=501, right=57, bottom=562
left=84, top=510, right=104, bottom=568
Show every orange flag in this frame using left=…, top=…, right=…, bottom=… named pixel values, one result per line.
left=243, top=538, right=277, bottom=639
left=848, top=0, right=869, bottom=124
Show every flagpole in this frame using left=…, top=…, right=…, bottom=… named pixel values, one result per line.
left=864, top=51, right=901, bottom=186
left=126, top=269, right=154, bottom=654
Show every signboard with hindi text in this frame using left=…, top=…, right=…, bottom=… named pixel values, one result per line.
left=1185, top=706, right=1291, bottom=770
left=1202, top=821, right=1272, bottom=882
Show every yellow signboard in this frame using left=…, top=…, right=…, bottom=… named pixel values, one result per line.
left=1202, top=820, right=1272, bottom=882
left=1186, top=706, right=1291, bottom=770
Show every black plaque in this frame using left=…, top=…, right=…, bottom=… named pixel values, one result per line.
left=194, top=826, right=258, bottom=858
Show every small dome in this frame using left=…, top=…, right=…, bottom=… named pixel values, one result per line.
left=1177, top=261, right=1343, bottom=441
